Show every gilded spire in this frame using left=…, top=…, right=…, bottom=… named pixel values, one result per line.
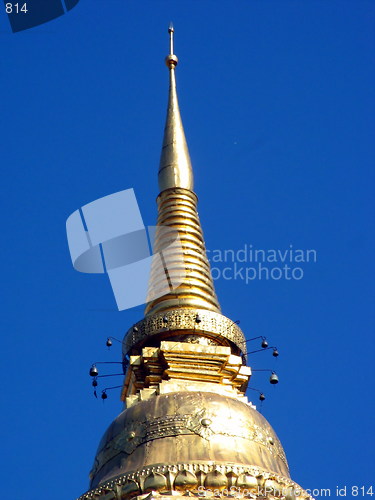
left=77, top=30, right=313, bottom=500
left=158, top=25, right=194, bottom=192
left=144, top=26, right=220, bottom=316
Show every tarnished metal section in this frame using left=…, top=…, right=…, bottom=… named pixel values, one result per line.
left=145, top=188, right=220, bottom=316
left=123, top=308, right=246, bottom=357
left=88, top=392, right=289, bottom=489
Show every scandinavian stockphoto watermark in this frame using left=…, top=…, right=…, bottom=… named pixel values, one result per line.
left=66, top=190, right=318, bottom=311
left=207, top=244, right=317, bottom=283
left=197, top=485, right=374, bottom=498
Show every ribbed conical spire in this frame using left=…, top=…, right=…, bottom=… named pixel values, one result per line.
left=158, top=25, right=194, bottom=192
left=145, top=26, right=220, bottom=316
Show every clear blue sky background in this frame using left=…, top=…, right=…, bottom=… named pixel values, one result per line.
left=1, top=1, right=374, bottom=499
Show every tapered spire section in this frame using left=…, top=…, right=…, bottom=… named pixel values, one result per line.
left=158, top=25, right=194, bottom=192
left=145, top=26, right=220, bottom=316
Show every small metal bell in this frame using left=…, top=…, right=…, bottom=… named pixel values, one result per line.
left=195, top=314, right=202, bottom=323
left=106, top=338, right=113, bottom=347
left=273, top=348, right=279, bottom=357
left=269, top=372, right=279, bottom=384
left=101, top=391, right=108, bottom=400
left=92, top=379, right=98, bottom=387
left=132, top=326, right=139, bottom=333
left=162, top=315, right=168, bottom=324
left=89, top=365, right=99, bottom=377
left=261, top=338, right=268, bottom=348
left=259, top=393, right=266, bottom=401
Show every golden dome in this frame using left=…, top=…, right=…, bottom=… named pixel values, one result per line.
left=89, top=392, right=289, bottom=490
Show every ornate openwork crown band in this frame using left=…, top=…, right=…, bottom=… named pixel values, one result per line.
left=122, top=308, right=247, bottom=357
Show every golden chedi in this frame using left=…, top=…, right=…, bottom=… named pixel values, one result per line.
left=78, top=27, right=312, bottom=500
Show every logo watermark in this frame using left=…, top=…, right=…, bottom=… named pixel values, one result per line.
left=66, top=189, right=186, bottom=311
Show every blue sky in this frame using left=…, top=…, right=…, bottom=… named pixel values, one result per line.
left=1, top=1, right=374, bottom=499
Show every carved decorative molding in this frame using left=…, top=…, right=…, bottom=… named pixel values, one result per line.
left=78, top=463, right=313, bottom=500
left=90, top=407, right=286, bottom=480
left=123, top=309, right=247, bottom=357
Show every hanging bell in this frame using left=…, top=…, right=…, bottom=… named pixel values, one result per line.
left=261, top=338, right=268, bottom=348
left=89, top=365, right=99, bottom=377
left=132, top=326, right=139, bottom=333
left=272, top=348, right=279, bottom=357
left=259, top=393, right=266, bottom=401
left=269, top=372, right=279, bottom=384
left=195, top=314, right=202, bottom=323
left=106, top=338, right=113, bottom=347
left=92, top=379, right=98, bottom=387
left=101, top=391, right=108, bottom=400
left=162, top=315, right=168, bottom=324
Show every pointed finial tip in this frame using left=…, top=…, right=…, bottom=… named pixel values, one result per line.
left=166, top=22, right=178, bottom=68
